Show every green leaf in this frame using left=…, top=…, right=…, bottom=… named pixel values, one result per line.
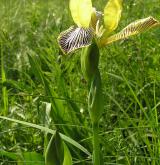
left=88, top=70, right=103, bottom=123
left=0, top=151, right=44, bottom=165
left=81, top=41, right=99, bottom=81
left=63, top=143, right=72, bottom=165
left=0, top=150, right=18, bottom=160
left=103, top=0, right=123, bottom=34
left=69, top=0, right=92, bottom=27
left=18, top=152, right=44, bottom=165
left=45, top=132, right=64, bottom=165
left=45, top=133, right=72, bottom=165
left=101, top=16, right=160, bottom=46
left=0, top=116, right=91, bottom=156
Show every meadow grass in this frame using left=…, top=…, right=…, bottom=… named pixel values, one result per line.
left=0, top=0, right=160, bottom=164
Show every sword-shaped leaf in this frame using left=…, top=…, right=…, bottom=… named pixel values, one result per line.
left=104, top=0, right=123, bottom=34
left=101, top=16, right=160, bottom=46
left=45, top=132, right=64, bottom=165
left=58, top=26, right=94, bottom=54
left=63, top=143, right=72, bottom=165
left=69, top=0, right=92, bottom=28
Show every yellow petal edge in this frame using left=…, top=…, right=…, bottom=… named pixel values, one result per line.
left=69, top=0, right=92, bottom=28
left=104, top=0, right=123, bottom=34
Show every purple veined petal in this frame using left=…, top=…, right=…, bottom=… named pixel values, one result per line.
left=58, top=26, right=94, bottom=54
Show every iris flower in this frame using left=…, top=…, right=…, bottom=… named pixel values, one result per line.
left=58, top=0, right=159, bottom=54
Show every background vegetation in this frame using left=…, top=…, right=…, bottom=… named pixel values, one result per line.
left=0, top=0, right=160, bottom=164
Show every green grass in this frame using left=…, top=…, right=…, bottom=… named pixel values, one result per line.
left=0, top=0, right=160, bottom=164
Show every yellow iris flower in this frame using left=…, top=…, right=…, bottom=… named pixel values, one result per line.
left=58, top=0, right=159, bottom=54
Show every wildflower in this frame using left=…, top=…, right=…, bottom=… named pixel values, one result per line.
left=58, top=0, right=160, bottom=54
left=57, top=1, right=160, bottom=164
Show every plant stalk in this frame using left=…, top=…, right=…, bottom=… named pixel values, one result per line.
left=81, top=41, right=103, bottom=165
left=1, top=42, right=8, bottom=115
left=92, top=122, right=100, bottom=165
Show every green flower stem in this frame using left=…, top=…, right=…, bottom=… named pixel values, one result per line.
left=89, top=71, right=102, bottom=165
left=92, top=122, right=100, bottom=165
left=81, top=41, right=103, bottom=165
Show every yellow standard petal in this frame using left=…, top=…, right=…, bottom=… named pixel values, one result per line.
left=104, top=0, right=123, bottom=34
left=69, top=0, right=92, bottom=28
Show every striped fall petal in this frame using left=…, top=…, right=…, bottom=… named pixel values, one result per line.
left=100, top=16, right=160, bottom=46
left=58, top=26, right=94, bottom=54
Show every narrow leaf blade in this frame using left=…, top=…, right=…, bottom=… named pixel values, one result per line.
left=45, top=132, right=64, bottom=165
left=0, top=116, right=91, bottom=156
left=18, top=152, right=44, bottom=165
left=63, top=143, right=72, bottom=165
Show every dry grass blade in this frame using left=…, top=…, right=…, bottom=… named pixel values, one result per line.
left=101, top=16, right=160, bottom=45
